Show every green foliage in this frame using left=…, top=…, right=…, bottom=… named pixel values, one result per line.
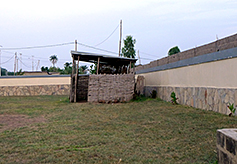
left=151, top=90, right=157, bottom=98
left=16, top=69, right=24, bottom=76
left=227, top=102, right=236, bottom=116
left=79, top=65, right=88, bottom=74
left=171, top=92, right=178, bottom=105
left=1, top=67, right=7, bottom=76
left=41, top=66, right=49, bottom=72
left=60, top=62, right=72, bottom=74
left=121, top=35, right=136, bottom=58
left=49, top=54, right=58, bottom=67
left=89, top=64, right=97, bottom=74
left=168, top=46, right=180, bottom=56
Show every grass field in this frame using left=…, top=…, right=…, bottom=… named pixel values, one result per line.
left=0, top=95, right=236, bottom=163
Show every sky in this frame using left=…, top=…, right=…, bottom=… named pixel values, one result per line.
left=0, top=0, right=237, bottom=72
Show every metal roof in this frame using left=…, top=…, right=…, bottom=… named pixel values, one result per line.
left=71, top=51, right=137, bottom=65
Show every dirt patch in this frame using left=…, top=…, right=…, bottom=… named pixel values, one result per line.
left=0, top=114, right=46, bottom=132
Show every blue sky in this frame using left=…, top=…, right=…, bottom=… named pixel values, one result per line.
left=0, top=0, right=236, bottom=71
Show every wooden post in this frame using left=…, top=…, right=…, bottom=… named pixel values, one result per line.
left=129, top=61, right=132, bottom=74
left=97, top=57, right=100, bottom=75
left=74, top=56, right=79, bottom=102
left=133, top=62, right=135, bottom=74
left=70, top=55, right=75, bottom=102
left=118, top=20, right=122, bottom=56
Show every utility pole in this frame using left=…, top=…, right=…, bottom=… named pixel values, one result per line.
left=36, top=60, right=40, bottom=71
left=32, top=55, right=34, bottom=71
left=14, top=52, right=17, bottom=76
left=16, top=58, right=18, bottom=73
left=118, top=20, right=122, bottom=57
left=137, top=50, right=141, bottom=65
left=75, top=40, right=77, bottom=51
left=20, top=53, right=22, bottom=70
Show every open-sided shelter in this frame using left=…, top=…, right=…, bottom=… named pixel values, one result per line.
left=70, top=51, right=137, bottom=103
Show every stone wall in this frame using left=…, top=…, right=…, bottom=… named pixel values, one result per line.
left=217, top=129, right=237, bottom=164
left=135, top=33, right=237, bottom=72
left=0, top=84, right=70, bottom=96
left=143, top=86, right=236, bottom=115
left=88, top=74, right=135, bottom=103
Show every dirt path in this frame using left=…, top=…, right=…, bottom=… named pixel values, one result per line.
left=0, top=114, right=46, bottom=132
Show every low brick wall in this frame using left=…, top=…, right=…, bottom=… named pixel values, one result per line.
left=88, top=74, right=135, bottom=103
left=217, top=129, right=237, bottom=164
left=0, top=84, right=70, bottom=96
left=144, top=86, right=237, bottom=115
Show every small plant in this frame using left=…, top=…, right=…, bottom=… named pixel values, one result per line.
left=151, top=90, right=157, bottom=98
left=227, top=102, right=236, bottom=117
left=171, top=92, right=178, bottom=105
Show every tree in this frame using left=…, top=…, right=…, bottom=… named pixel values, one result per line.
left=41, top=66, right=49, bottom=72
left=121, top=35, right=136, bottom=58
left=49, top=55, right=58, bottom=67
left=168, top=46, right=180, bottom=56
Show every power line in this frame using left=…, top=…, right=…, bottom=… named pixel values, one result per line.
left=0, top=55, right=14, bottom=65
left=0, top=42, right=74, bottom=51
left=139, top=51, right=157, bottom=57
left=77, top=42, right=117, bottom=55
left=18, top=58, right=31, bottom=68
left=94, top=24, right=119, bottom=47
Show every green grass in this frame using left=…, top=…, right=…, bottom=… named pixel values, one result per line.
left=0, top=95, right=236, bottom=163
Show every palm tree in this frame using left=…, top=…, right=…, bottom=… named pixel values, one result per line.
left=49, top=55, right=58, bottom=67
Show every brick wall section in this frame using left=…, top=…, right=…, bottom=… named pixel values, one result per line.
left=70, top=75, right=89, bottom=102
left=0, top=84, right=70, bottom=96
left=88, top=74, right=135, bottom=103
left=217, top=129, right=237, bottom=164
left=135, top=33, right=237, bottom=71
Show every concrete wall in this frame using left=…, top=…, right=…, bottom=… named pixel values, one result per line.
left=88, top=74, right=135, bottom=103
left=0, top=75, right=70, bottom=86
left=217, top=129, right=237, bottom=164
left=136, top=44, right=237, bottom=115
left=0, top=75, right=70, bottom=96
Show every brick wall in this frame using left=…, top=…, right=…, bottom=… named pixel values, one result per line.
left=135, top=33, right=237, bottom=71
left=70, top=75, right=89, bottom=102
left=88, top=74, right=135, bottom=103
left=217, top=129, right=237, bottom=164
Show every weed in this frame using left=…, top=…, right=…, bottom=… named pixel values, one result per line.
left=171, top=91, right=178, bottom=105
left=227, top=102, right=236, bottom=117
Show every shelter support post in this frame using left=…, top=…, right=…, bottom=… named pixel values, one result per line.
left=133, top=62, right=135, bottom=74
left=129, top=61, right=132, bottom=74
left=74, top=56, right=79, bottom=102
left=97, top=57, right=100, bottom=75
left=70, top=55, right=75, bottom=102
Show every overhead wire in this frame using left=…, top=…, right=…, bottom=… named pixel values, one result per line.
left=18, top=58, right=31, bottom=68
left=94, top=24, right=119, bottom=47
left=0, top=55, right=14, bottom=65
left=77, top=42, right=117, bottom=55
left=139, top=51, right=157, bottom=57
left=0, top=42, right=74, bottom=51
